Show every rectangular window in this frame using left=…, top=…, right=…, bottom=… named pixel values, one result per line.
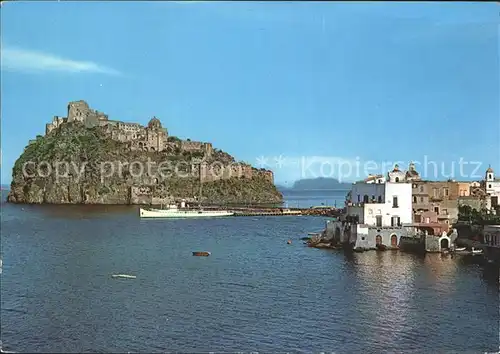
left=391, top=216, right=400, bottom=227
left=434, top=207, right=439, bottom=213
left=444, top=189, right=449, bottom=197
left=420, top=197, right=424, bottom=202
left=420, top=186, right=424, bottom=192
left=433, top=188, right=438, bottom=197
left=442, top=208, right=448, bottom=215
left=393, top=196, right=398, bottom=208
left=376, top=215, right=382, bottom=227
left=413, top=196, right=417, bottom=203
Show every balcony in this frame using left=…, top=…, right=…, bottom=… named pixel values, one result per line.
left=347, top=198, right=385, bottom=206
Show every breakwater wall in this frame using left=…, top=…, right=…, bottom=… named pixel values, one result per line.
left=180, top=205, right=344, bottom=217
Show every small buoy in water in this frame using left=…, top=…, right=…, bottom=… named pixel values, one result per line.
left=287, top=240, right=292, bottom=244
left=111, top=274, right=136, bottom=279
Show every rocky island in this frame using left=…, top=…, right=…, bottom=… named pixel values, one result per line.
left=8, top=100, right=283, bottom=205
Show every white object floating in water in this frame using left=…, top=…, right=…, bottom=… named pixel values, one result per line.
left=111, top=274, right=136, bottom=279
left=0, top=347, right=16, bottom=353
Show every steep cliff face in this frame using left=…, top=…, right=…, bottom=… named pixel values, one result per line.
left=8, top=122, right=283, bottom=205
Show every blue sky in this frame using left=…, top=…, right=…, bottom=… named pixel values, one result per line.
left=1, top=1, right=498, bottom=185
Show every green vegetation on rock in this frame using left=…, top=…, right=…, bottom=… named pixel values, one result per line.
left=8, top=122, right=283, bottom=205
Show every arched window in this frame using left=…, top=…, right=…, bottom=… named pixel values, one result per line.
left=395, top=177, right=400, bottom=182
left=363, top=195, right=369, bottom=203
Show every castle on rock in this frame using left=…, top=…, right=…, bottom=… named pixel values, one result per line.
left=45, top=100, right=213, bottom=156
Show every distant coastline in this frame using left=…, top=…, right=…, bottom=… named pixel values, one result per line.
left=277, top=177, right=351, bottom=192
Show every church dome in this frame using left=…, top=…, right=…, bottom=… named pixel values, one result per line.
left=148, top=117, right=162, bottom=129
left=486, top=166, right=494, bottom=173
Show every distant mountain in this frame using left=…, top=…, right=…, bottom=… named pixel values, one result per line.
left=278, top=177, right=351, bottom=191
left=1, top=184, right=10, bottom=191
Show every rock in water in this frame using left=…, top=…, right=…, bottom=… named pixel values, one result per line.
left=8, top=100, right=283, bottom=205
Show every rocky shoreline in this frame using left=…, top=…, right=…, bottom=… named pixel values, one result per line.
left=8, top=119, right=282, bottom=205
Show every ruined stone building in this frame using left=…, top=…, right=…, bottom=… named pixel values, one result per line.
left=45, top=100, right=212, bottom=155
left=42, top=100, right=275, bottom=189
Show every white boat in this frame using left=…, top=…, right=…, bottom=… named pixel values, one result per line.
left=140, top=206, right=234, bottom=218
left=455, top=247, right=466, bottom=252
left=471, top=247, right=483, bottom=255
left=140, top=177, right=233, bottom=218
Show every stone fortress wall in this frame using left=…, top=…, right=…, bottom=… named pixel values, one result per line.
left=44, top=100, right=275, bottom=186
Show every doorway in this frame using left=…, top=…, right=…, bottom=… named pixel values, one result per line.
left=391, top=234, right=398, bottom=247
left=440, top=238, right=449, bottom=250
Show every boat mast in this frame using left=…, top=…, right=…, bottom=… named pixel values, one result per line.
left=198, top=160, right=203, bottom=208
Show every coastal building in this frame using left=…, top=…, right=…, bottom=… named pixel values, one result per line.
left=326, top=164, right=414, bottom=250
left=347, top=164, right=413, bottom=227
left=484, top=225, right=500, bottom=248
left=412, top=180, right=467, bottom=226
left=484, top=166, right=500, bottom=211
left=482, top=224, right=500, bottom=265
left=325, top=162, right=474, bottom=250
left=406, top=160, right=470, bottom=226
left=469, top=181, right=481, bottom=189
left=459, top=167, right=500, bottom=213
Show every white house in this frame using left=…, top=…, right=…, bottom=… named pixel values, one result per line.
left=346, top=164, right=413, bottom=227
left=322, top=164, right=415, bottom=249
left=485, top=166, right=500, bottom=210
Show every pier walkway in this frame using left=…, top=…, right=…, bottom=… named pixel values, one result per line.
left=232, top=210, right=303, bottom=217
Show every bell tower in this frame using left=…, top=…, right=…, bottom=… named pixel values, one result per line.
left=486, top=165, right=494, bottom=182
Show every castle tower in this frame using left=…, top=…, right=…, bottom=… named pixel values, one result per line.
left=67, top=100, right=91, bottom=123
left=145, top=117, right=168, bottom=152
